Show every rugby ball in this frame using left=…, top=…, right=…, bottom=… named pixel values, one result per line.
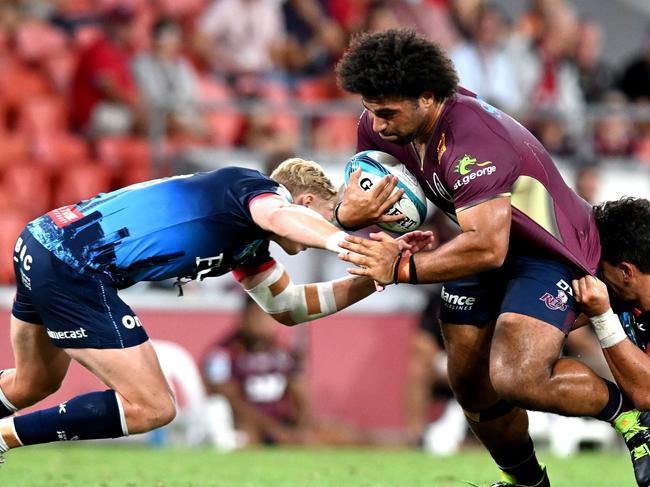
left=344, top=150, right=427, bottom=234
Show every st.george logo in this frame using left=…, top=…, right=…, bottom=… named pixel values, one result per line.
left=452, top=154, right=497, bottom=191
left=454, top=154, right=493, bottom=176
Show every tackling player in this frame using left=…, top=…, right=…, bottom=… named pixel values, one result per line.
left=335, top=29, right=648, bottom=487
left=0, top=158, right=431, bottom=462
left=573, top=197, right=650, bottom=486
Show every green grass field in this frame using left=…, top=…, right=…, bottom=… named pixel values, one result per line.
left=0, top=445, right=635, bottom=487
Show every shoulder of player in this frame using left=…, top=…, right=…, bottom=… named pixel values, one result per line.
left=442, top=95, right=502, bottom=138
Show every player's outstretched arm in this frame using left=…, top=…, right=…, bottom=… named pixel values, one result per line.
left=339, top=196, right=511, bottom=285
left=250, top=194, right=348, bottom=253
left=237, top=261, right=376, bottom=326
left=573, top=275, right=650, bottom=409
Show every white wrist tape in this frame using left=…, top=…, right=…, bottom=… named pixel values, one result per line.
left=589, top=308, right=627, bottom=348
left=324, top=231, right=349, bottom=254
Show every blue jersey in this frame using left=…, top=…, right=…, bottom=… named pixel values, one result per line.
left=618, top=307, right=650, bottom=354
left=27, top=167, right=288, bottom=288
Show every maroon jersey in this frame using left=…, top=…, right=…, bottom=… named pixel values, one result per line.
left=357, top=88, right=600, bottom=274
left=203, top=333, right=302, bottom=423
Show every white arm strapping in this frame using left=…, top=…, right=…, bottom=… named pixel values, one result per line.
left=589, top=308, right=628, bottom=348
left=245, top=262, right=338, bottom=324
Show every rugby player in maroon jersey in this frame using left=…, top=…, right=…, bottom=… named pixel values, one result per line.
left=335, top=29, right=649, bottom=487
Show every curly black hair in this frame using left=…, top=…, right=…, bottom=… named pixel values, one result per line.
left=594, top=197, right=650, bottom=273
left=336, top=29, right=458, bottom=101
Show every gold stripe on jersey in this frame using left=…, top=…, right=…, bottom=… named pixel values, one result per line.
left=510, top=176, right=562, bottom=242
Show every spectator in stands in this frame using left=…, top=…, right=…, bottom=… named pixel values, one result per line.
left=448, top=0, right=483, bottom=41
left=281, top=0, right=346, bottom=79
left=358, top=0, right=458, bottom=51
left=592, top=91, right=638, bottom=158
left=509, top=4, right=585, bottom=138
left=70, top=5, right=142, bottom=138
left=241, top=108, right=298, bottom=155
left=574, top=19, right=616, bottom=103
left=450, top=2, right=522, bottom=115
left=202, top=296, right=378, bottom=446
left=194, top=0, right=287, bottom=97
left=527, top=109, right=577, bottom=156
left=574, top=163, right=601, bottom=205
left=619, top=27, right=650, bottom=103
left=132, top=17, right=204, bottom=139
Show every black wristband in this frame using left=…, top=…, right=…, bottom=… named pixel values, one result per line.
left=409, top=254, right=418, bottom=284
left=334, top=201, right=356, bottom=231
left=392, top=253, right=403, bottom=284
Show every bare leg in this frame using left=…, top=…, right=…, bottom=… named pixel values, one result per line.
left=442, top=321, right=531, bottom=466
left=490, top=312, right=610, bottom=415
left=0, top=316, right=70, bottom=411
left=65, top=340, right=176, bottom=434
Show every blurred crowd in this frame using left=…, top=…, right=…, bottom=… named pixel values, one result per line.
left=0, top=0, right=649, bottom=283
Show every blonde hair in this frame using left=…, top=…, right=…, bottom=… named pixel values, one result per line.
left=269, top=158, right=337, bottom=200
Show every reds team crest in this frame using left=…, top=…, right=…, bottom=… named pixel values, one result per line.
left=539, top=290, right=569, bottom=311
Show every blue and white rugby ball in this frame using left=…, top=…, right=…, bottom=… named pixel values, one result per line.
left=344, top=150, right=427, bottom=234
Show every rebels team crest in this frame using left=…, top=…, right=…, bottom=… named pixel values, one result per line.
left=539, top=290, right=568, bottom=311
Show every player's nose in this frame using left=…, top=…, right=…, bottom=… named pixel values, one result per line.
left=371, top=115, right=387, bottom=133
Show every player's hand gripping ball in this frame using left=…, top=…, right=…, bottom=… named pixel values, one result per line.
left=344, top=150, right=427, bottom=234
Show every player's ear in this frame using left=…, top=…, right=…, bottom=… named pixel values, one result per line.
left=419, top=92, right=435, bottom=108
left=620, top=262, right=636, bottom=283
left=294, top=193, right=314, bottom=207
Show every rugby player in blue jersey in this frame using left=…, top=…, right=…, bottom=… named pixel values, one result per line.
left=0, top=158, right=432, bottom=462
left=573, top=197, right=650, bottom=486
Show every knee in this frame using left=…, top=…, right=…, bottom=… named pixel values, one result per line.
left=446, top=364, right=491, bottom=407
left=489, top=353, right=549, bottom=405
left=129, top=396, right=177, bottom=433
left=488, top=363, right=522, bottom=402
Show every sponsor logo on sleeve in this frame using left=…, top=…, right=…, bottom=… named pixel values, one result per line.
left=452, top=154, right=496, bottom=190
left=47, top=205, right=85, bottom=228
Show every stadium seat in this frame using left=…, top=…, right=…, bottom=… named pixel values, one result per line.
left=0, top=60, right=52, bottom=109
left=96, top=136, right=153, bottom=185
left=14, top=21, right=68, bottom=64
left=0, top=209, right=31, bottom=284
left=34, top=133, right=89, bottom=168
left=0, top=134, right=29, bottom=169
left=294, top=78, right=332, bottom=103
left=312, top=112, right=360, bottom=152
left=196, top=76, right=233, bottom=104
left=204, top=111, right=246, bottom=147
left=17, top=96, right=68, bottom=137
left=2, top=163, right=52, bottom=217
left=52, top=162, right=111, bottom=207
